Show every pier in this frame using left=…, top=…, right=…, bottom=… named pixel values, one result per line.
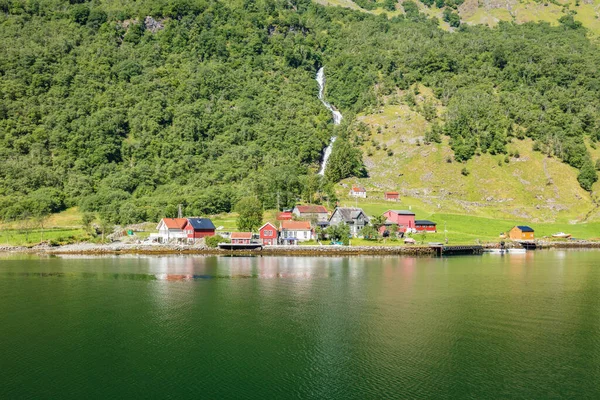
left=430, top=245, right=484, bottom=256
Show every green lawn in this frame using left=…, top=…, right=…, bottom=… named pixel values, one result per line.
left=0, top=228, right=85, bottom=246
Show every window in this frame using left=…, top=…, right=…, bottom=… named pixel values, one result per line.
left=264, top=230, right=273, bottom=236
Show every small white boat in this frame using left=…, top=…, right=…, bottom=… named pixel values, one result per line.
left=485, top=249, right=506, bottom=254
left=485, top=248, right=526, bottom=254
left=507, top=248, right=526, bottom=254
left=552, top=232, right=571, bottom=239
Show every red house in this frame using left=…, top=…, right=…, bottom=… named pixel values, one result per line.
left=382, top=210, right=416, bottom=232
left=384, top=192, right=399, bottom=201
left=183, top=218, right=216, bottom=242
left=259, top=222, right=278, bottom=245
left=231, top=232, right=252, bottom=244
left=415, top=220, right=437, bottom=233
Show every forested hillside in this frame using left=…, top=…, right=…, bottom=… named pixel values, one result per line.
left=2, top=0, right=600, bottom=224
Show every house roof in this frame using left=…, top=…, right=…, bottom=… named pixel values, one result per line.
left=276, top=212, right=293, bottom=220
left=332, top=207, right=369, bottom=223
left=231, top=232, right=253, bottom=239
left=352, top=186, right=366, bottom=192
left=186, top=218, right=216, bottom=230
left=389, top=210, right=415, bottom=216
left=516, top=225, right=534, bottom=232
left=385, top=192, right=399, bottom=196
left=259, top=222, right=277, bottom=231
left=281, top=221, right=311, bottom=230
left=415, top=220, right=437, bottom=226
left=161, top=218, right=188, bottom=229
left=294, top=205, right=328, bottom=214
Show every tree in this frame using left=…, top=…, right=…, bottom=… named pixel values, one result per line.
left=384, top=0, right=397, bottom=11
left=361, top=225, right=378, bottom=240
left=82, top=213, right=96, bottom=235
left=326, top=223, right=351, bottom=245
left=235, top=197, right=263, bottom=232
left=577, top=159, right=598, bottom=191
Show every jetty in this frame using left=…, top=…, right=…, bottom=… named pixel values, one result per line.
left=430, top=245, right=483, bottom=256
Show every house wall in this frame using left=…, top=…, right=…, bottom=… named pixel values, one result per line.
left=385, top=194, right=399, bottom=201
left=349, top=191, right=366, bottom=198
left=509, top=228, right=534, bottom=240
left=260, top=226, right=278, bottom=245
left=190, top=229, right=215, bottom=239
left=281, top=229, right=312, bottom=241
left=383, top=211, right=415, bottom=231
left=232, top=238, right=251, bottom=244
left=416, top=225, right=436, bottom=233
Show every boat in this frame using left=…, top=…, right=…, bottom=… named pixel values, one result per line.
left=484, top=248, right=526, bottom=254
left=507, top=248, right=526, bottom=254
left=552, top=232, right=572, bottom=239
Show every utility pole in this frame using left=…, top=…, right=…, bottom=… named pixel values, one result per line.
left=178, top=204, right=183, bottom=219
left=277, top=191, right=280, bottom=211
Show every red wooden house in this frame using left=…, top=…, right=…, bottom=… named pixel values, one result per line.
left=277, top=211, right=293, bottom=221
left=384, top=192, right=399, bottom=201
left=259, top=222, right=278, bottom=245
left=415, top=220, right=437, bottom=233
left=183, top=218, right=216, bottom=242
left=382, top=210, right=415, bottom=233
left=231, top=232, right=252, bottom=244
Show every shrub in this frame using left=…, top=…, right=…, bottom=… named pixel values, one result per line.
left=461, top=167, right=470, bottom=176
left=206, top=235, right=228, bottom=248
left=387, top=149, right=394, bottom=156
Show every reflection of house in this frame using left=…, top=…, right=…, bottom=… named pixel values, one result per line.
left=349, top=186, right=367, bottom=198
left=509, top=226, right=534, bottom=240
left=183, top=218, right=216, bottom=242
left=259, top=222, right=278, bottom=245
left=156, top=218, right=188, bottom=243
left=231, top=232, right=253, bottom=244
left=384, top=192, right=399, bottom=201
left=280, top=221, right=312, bottom=245
left=382, top=210, right=415, bottom=233
left=415, top=220, right=437, bottom=233
left=329, top=207, right=369, bottom=237
left=292, top=205, right=328, bottom=222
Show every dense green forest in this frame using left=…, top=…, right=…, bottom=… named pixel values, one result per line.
left=1, top=0, right=599, bottom=224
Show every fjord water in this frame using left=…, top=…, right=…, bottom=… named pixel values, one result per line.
left=1, top=252, right=600, bottom=399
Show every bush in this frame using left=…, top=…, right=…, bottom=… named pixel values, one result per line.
left=461, top=167, right=470, bottom=176
left=206, top=235, right=228, bottom=248
left=387, top=149, right=394, bottom=156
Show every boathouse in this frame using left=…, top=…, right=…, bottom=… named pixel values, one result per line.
left=231, top=232, right=253, bottom=244
left=509, top=226, right=534, bottom=240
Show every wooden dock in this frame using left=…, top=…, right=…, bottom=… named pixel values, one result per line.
left=430, top=245, right=483, bottom=256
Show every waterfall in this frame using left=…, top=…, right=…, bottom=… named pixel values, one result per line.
left=316, top=67, right=342, bottom=176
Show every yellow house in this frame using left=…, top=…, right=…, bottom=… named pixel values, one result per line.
left=509, top=226, right=534, bottom=240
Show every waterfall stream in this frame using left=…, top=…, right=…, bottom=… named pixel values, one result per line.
left=316, top=67, right=342, bottom=176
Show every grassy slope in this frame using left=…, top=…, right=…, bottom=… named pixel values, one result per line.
left=313, top=0, right=600, bottom=36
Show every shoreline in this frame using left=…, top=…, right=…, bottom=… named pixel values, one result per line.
left=2, top=240, right=600, bottom=257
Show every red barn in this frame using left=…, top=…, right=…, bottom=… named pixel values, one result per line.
left=231, top=232, right=252, bottom=244
left=415, top=220, right=437, bottom=233
left=259, top=222, right=278, bottom=245
left=384, top=192, right=399, bottom=201
left=183, top=218, right=216, bottom=242
left=382, top=210, right=415, bottom=232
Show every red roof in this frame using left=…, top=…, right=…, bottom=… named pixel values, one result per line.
left=277, top=212, right=293, bottom=220
left=161, top=218, right=188, bottom=229
left=231, top=232, right=252, bottom=239
left=352, top=186, right=366, bottom=192
left=259, top=222, right=277, bottom=231
left=281, top=221, right=311, bottom=230
left=295, top=205, right=328, bottom=214
left=385, top=192, right=399, bottom=196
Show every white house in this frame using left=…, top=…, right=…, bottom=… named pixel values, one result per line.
left=291, top=205, right=329, bottom=222
left=153, top=218, right=188, bottom=243
left=280, top=221, right=312, bottom=245
left=349, top=186, right=367, bottom=198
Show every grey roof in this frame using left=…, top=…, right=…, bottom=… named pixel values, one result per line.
left=415, top=220, right=436, bottom=226
left=187, top=218, right=216, bottom=230
left=516, top=225, right=534, bottom=232
left=390, top=210, right=415, bottom=216
left=331, top=207, right=369, bottom=223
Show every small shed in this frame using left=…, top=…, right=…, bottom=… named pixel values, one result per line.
left=384, top=192, right=399, bottom=201
left=509, top=226, right=534, bottom=240
left=415, top=220, right=437, bottom=233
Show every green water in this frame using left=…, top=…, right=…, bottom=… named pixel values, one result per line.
left=1, top=251, right=600, bottom=399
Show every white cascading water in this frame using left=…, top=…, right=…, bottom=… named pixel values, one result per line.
left=316, top=67, right=342, bottom=176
